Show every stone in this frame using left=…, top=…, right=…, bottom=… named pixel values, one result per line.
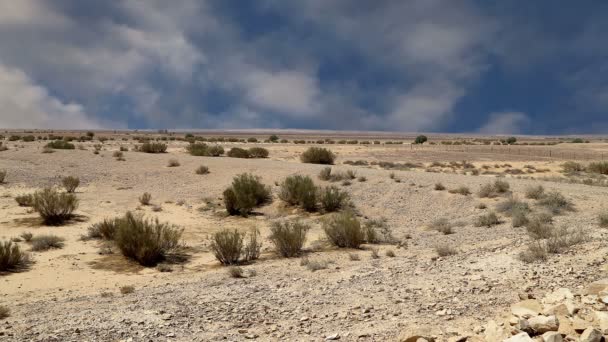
left=503, top=332, right=533, bottom=342
left=512, top=300, right=542, bottom=318
left=572, top=317, right=592, bottom=333
left=579, top=327, right=602, bottom=342
left=593, top=311, right=608, bottom=334
left=485, top=320, right=509, bottom=341
left=543, top=301, right=576, bottom=317
left=541, top=331, right=563, bottom=342
left=325, top=333, right=340, bottom=340
left=543, top=289, right=574, bottom=305
left=528, top=315, right=559, bottom=333
left=584, top=279, right=608, bottom=296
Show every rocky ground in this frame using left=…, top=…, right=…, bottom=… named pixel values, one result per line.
left=0, top=138, right=607, bottom=341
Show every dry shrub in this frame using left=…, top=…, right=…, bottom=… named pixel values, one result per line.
left=599, top=212, right=608, bottom=228
left=278, top=175, right=317, bottom=211
left=561, top=161, right=584, bottom=173
left=46, top=140, right=75, bottom=149
left=114, top=212, right=182, bottom=266
left=435, top=244, right=458, bottom=257
left=323, top=211, right=364, bottom=248
left=139, top=192, right=152, bottom=205
left=113, top=151, right=123, bottom=158
left=87, top=218, right=121, bottom=240
left=385, top=249, right=396, bottom=257
left=478, top=179, right=510, bottom=198
left=538, top=191, right=574, bottom=214
left=15, top=194, right=33, bottom=207
left=525, top=185, right=545, bottom=199
left=475, top=211, right=500, bottom=227
left=32, top=188, right=79, bottom=225
left=429, top=218, right=453, bottom=235
left=227, top=147, right=250, bottom=158
left=0, top=241, right=30, bottom=272
left=120, top=286, right=135, bottom=294
left=138, top=142, right=167, bottom=153
left=525, top=213, right=554, bottom=239
left=223, top=173, right=271, bottom=216
left=511, top=209, right=529, bottom=228
left=348, top=253, right=360, bottom=261
left=434, top=183, right=446, bottom=191
left=187, top=143, right=224, bottom=157
left=357, top=176, right=367, bottom=182
left=167, top=159, right=180, bottom=167
left=248, top=147, right=269, bottom=158
left=209, top=228, right=260, bottom=265
left=496, top=197, right=530, bottom=216
left=588, top=162, right=608, bottom=175
left=545, top=226, right=588, bottom=254
left=195, top=165, right=209, bottom=175
left=227, top=266, right=244, bottom=278
left=370, top=248, right=379, bottom=259
left=30, top=235, right=65, bottom=251
left=300, top=147, right=336, bottom=165
left=242, top=228, right=262, bottom=262
left=62, top=176, right=80, bottom=193
left=449, top=186, right=471, bottom=196
left=269, top=220, right=309, bottom=257
left=20, top=232, right=33, bottom=242
left=519, top=241, right=547, bottom=263
left=319, top=186, right=349, bottom=212
left=318, top=167, right=332, bottom=181
left=301, top=257, right=329, bottom=271
left=364, top=219, right=394, bottom=243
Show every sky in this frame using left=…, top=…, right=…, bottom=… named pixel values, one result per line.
left=0, top=0, right=607, bottom=134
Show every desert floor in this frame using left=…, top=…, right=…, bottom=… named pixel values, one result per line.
left=1, top=134, right=608, bottom=341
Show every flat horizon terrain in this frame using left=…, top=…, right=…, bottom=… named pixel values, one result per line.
left=1, top=130, right=608, bottom=341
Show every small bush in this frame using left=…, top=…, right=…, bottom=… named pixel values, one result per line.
left=209, top=229, right=243, bottom=265
left=0, top=241, right=30, bottom=272
left=228, top=266, right=244, bottom=278
left=318, top=167, right=332, bottom=181
left=227, top=147, right=251, bottom=158
left=434, top=183, right=446, bottom=191
left=207, top=145, right=225, bottom=157
left=0, top=305, right=9, bottom=320
left=87, top=218, right=121, bottom=240
left=120, top=286, right=135, bottom=294
left=139, top=192, right=152, bottom=205
left=269, top=220, right=309, bottom=257
left=62, top=176, right=80, bottom=193
left=30, top=235, right=65, bottom=251
left=599, top=212, right=608, bottom=228
left=279, top=175, right=317, bottom=211
left=195, top=165, right=209, bottom=175
left=449, top=186, right=471, bottom=196
left=248, top=147, right=269, bottom=158
left=519, top=241, right=547, bottom=263
left=114, top=212, right=182, bottom=266
left=526, top=213, right=554, bottom=239
left=494, top=179, right=510, bottom=193
left=363, top=219, right=394, bottom=243
left=300, top=147, right=336, bottom=165
left=187, top=143, right=224, bottom=156
left=20, top=232, right=33, bottom=242
left=113, top=151, right=124, bottom=158
left=475, top=211, right=500, bottom=227
left=138, top=142, right=167, bottom=153
left=357, top=176, right=367, bottom=182
left=46, top=140, right=75, bottom=149
left=537, top=191, right=573, bottom=214
left=435, top=244, right=458, bottom=257
left=385, top=249, right=396, bottom=257
left=496, top=197, right=530, bottom=216
left=562, top=161, right=584, bottom=173
left=478, top=180, right=510, bottom=198
left=223, top=173, right=271, bottom=216
left=525, top=185, right=545, bottom=200
left=15, top=194, right=33, bottom=207
left=0, top=170, right=5, bottom=183
left=323, top=211, right=364, bottom=248
left=545, top=226, right=588, bottom=254
left=301, top=257, right=329, bottom=271
left=32, top=188, right=78, bottom=225
left=511, top=209, right=529, bottom=228
left=243, top=228, right=262, bottom=262
left=167, top=159, right=180, bottom=167
left=587, top=162, right=608, bottom=175
left=429, top=218, right=453, bottom=234
left=319, top=186, right=349, bottom=212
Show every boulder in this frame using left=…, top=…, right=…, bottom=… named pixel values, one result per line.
left=593, top=311, right=608, bottom=334
left=579, top=327, right=602, bottom=342
left=541, top=331, right=563, bottom=342
left=584, top=279, right=608, bottom=296
left=543, top=301, right=577, bottom=317
left=528, top=315, right=559, bottom=334
left=511, top=300, right=542, bottom=318
left=503, top=332, right=533, bottom=342
left=485, top=320, right=509, bottom=341
left=543, top=289, right=574, bottom=305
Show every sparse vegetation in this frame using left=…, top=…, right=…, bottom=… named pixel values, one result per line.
left=434, top=182, right=446, bottom=191
left=449, top=186, right=471, bottom=196
left=300, top=147, right=336, bottom=165
left=525, top=185, right=545, bottom=199
left=323, top=211, right=364, bottom=248
left=46, top=140, right=75, bottom=150
left=435, top=244, right=458, bottom=257
left=478, top=179, right=510, bottom=198
left=87, top=218, right=121, bottom=240
left=120, top=286, right=135, bottom=294
left=139, top=192, right=152, bottom=205
left=248, top=147, right=269, bottom=158
left=363, top=219, right=394, bottom=243
left=0, top=240, right=30, bottom=272
left=319, top=186, right=349, bottom=212
left=187, top=143, right=224, bottom=156
left=278, top=175, right=317, bottom=211
left=561, top=161, right=584, bottom=173
left=15, top=194, right=33, bottom=207
left=525, top=213, right=554, bottom=239
left=223, top=173, right=271, bottom=216
left=496, top=197, right=530, bottom=216
left=537, top=191, right=573, bottom=214
left=318, top=167, right=332, bottom=181
left=269, top=220, right=309, bottom=257
left=227, top=266, right=244, bottom=278
left=429, top=218, right=454, bottom=234
left=20, top=232, right=33, bottom=242
left=138, top=142, right=167, bottom=153
left=475, top=211, right=500, bottom=227
left=227, top=147, right=250, bottom=158
left=519, top=241, right=547, bottom=263
left=209, top=228, right=260, bottom=265
left=62, top=176, right=80, bottom=193
left=587, top=161, right=608, bottom=175
left=30, top=235, right=65, bottom=251
left=32, top=188, right=78, bottom=225
left=167, top=159, right=180, bottom=167
left=195, top=165, right=209, bottom=175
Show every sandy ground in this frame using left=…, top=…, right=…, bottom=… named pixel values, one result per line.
left=0, top=136, right=608, bottom=341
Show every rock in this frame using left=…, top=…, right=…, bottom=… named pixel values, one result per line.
left=528, top=315, right=559, bottom=333
left=579, top=327, right=602, bottom=342
left=503, top=332, right=533, bottom=342
left=485, top=320, right=509, bottom=341
left=572, top=317, right=592, bottom=332
left=594, top=310, right=608, bottom=334
left=541, top=331, right=562, bottom=342
left=325, top=333, right=340, bottom=340
left=512, top=300, right=542, bottom=318
left=543, top=289, right=573, bottom=305
left=584, top=279, right=608, bottom=295
left=515, top=319, right=532, bottom=334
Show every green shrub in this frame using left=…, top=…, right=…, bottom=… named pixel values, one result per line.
left=195, top=165, right=209, bottom=175
left=223, top=173, right=271, bottom=216
left=30, top=235, right=65, bottom=251
left=46, top=140, right=75, bottom=149
left=278, top=175, right=317, bottom=211
left=414, top=135, right=428, bottom=144
left=138, top=142, right=167, bottom=153
left=323, top=211, right=364, bottom=248
left=209, top=229, right=243, bottom=265
left=538, top=191, right=573, bottom=214
left=114, top=212, right=182, bottom=266
left=87, top=218, right=121, bottom=240
left=62, top=176, right=80, bottom=193
left=32, top=188, right=78, bottom=225
left=227, top=147, right=251, bottom=158
left=15, top=194, right=33, bottom=207
left=475, top=211, right=500, bottom=227
left=525, top=185, right=545, bottom=200
left=319, top=186, right=349, bottom=212
left=587, top=162, right=608, bottom=175
left=269, top=220, right=310, bottom=257
left=139, top=192, right=152, bottom=205
left=248, top=147, right=269, bottom=158
left=300, top=147, right=336, bottom=164
left=186, top=143, right=223, bottom=156
left=0, top=241, right=30, bottom=272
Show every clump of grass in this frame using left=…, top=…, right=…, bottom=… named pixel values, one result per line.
left=478, top=179, right=510, bottom=198
left=30, top=235, right=65, bottom=251
left=587, top=161, right=608, bottom=175
left=319, top=186, right=349, bottom=212
left=120, top=285, right=135, bottom=294
left=223, top=173, right=271, bottom=216
left=278, top=175, right=317, bottom=212
left=300, top=147, right=336, bottom=165
left=269, top=220, right=310, bottom=257
left=525, top=185, right=545, bottom=200
left=348, top=253, right=360, bottom=261
left=15, top=194, right=33, bottom=207
left=449, top=186, right=471, bottom=195
left=186, top=143, right=224, bottom=156
left=318, top=167, right=332, bottom=181
left=248, top=147, right=269, bottom=158
left=434, top=183, right=446, bottom=191
left=537, top=191, right=573, bottom=214
left=561, top=161, right=584, bottom=173
left=435, top=244, right=458, bottom=257
left=227, top=147, right=251, bottom=158
left=167, top=159, right=180, bottom=167
left=209, top=228, right=260, bottom=265
left=429, top=218, right=454, bottom=235
left=519, top=241, right=548, bottom=263
left=511, top=209, right=529, bottom=228
left=114, top=212, right=182, bottom=266
left=32, top=187, right=79, bottom=225
left=323, top=211, right=364, bottom=248
left=139, top=192, right=152, bottom=205
left=385, top=249, right=396, bottom=257
left=138, top=142, right=167, bottom=153
left=87, top=218, right=121, bottom=240
left=525, top=213, right=554, bottom=239
left=20, top=232, right=33, bottom=242
left=301, top=257, right=329, bottom=271
left=496, top=197, right=530, bottom=216
left=227, top=266, right=244, bottom=278
left=370, top=248, right=379, bottom=259
left=62, top=176, right=80, bottom=193
left=475, top=211, right=500, bottom=227
left=46, top=140, right=75, bottom=150
left=0, top=241, right=30, bottom=272
left=599, top=212, right=608, bottom=228
left=195, top=165, right=209, bottom=175
left=363, top=219, right=394, bottom=243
